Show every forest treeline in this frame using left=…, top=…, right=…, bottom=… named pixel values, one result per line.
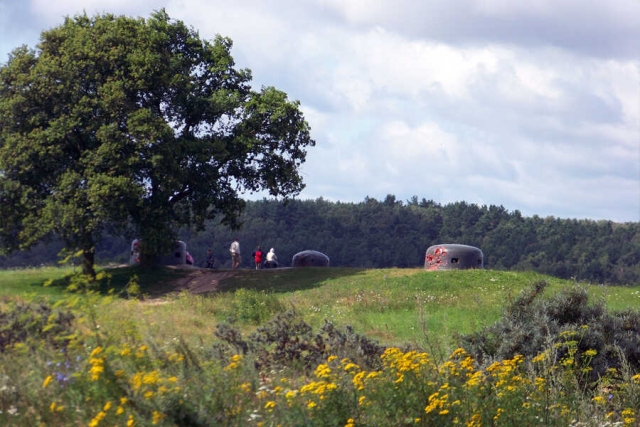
left=1, top=196, right=639, bottom=285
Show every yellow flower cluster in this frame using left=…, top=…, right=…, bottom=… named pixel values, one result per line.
left=84, top=398, right=135, bottom=427
left=128, top=369, right=179, bottom=401
left=224, top=354, right=243, bottom=371
left=381, top=348, right=433, bottom=374
left=300, top=380, right=338, bottom=396
left=89, top=346, right=105, bottom=381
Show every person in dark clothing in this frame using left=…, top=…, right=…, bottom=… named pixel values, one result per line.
left=205, top=248, right=215, bottom=268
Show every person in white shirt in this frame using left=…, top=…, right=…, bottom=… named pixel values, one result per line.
left=229, top=238, right=241, bottom=269
left=265, top=247, right=278, bottom=268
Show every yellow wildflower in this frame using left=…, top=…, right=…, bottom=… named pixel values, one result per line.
left=43, top=375, right=52, bottom=388
left=88, top=411, right=107, bottom=427
left=49, top=402, right=64, bottom=412
left=450, top=348, right=467, bottom=359
left=307, top=401, right=317, bottom=409
left=130, top=373, right=143, bottom=391
left=127, top=415, right=136, bottom=426
left=315, top=364, right=331, bottom=378
left=467, top=413, right=482, bottom=427
left=103, top=401, right=112, bottom=411
left=152, top=411, right=164, bottom=425
left=327, top=355, right=338, bottom=362
left=143, top=370, right=160, bottom=385
left=622, top=408, right=635, bottom=426
left=532, top=352, right=547, bottom=363
left=90, top=346, right=103, bottom=358
left=353, top=371, right=365, bottom=390
left=90, top=364, right=104, bottom=381
left=285, top=391, right=297, bottom=399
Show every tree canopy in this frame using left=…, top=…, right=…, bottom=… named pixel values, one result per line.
left=0, top=10, right=315, bottom=277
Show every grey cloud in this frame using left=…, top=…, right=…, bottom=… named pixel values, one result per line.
left=322, top=0, right=640, bottom=60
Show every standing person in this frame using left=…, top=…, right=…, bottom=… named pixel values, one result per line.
left=252, top=246, right=264, bottom=270
left=205, top=248, right=215, bottom=268
left=230, top=238, right=241, bottom=269
left=265, top=248, right=278, bottom=268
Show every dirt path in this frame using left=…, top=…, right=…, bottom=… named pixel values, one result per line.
left=166, top=266, right=240, bottom=294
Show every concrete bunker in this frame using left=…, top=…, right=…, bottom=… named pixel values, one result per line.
left=292, top=250, right=330, bottom=267
left=424, top=244, right=483, bottom=270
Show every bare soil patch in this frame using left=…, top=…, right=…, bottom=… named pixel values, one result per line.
left=164, top=266, right=240, bottom=294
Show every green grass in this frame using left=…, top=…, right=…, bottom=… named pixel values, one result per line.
left=4, top=264, right=638, bottom=357
left=0, top=266, right=77, bottom=297
left=2, top=266, right=640, bottom=426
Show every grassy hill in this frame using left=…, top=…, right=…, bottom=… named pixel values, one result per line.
left=2, top=265, right=640, bottom=426
left=2, top=265, right=638, bottom=353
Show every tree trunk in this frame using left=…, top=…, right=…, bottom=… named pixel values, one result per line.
left=82, top=248, right=96, bottom=279
left=140, top=252, right=157, bottom=267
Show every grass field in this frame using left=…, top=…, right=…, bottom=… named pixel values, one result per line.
left=2, top=265, right=640, bottom=426
left=1, top=265, right=638, bottom=352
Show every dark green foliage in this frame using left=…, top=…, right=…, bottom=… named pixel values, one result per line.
left=2, top=196, right=639, bottom=286
left=213, top=310, right=386, bottom=371
left=189, top=198, right=640, bottom=285
left=0, top=299, right=75, bottom=352
left=0, top=10, right=314, bottom=277
left=230, top=288, right=286, bottom=324
left=460, top=282, right=640, bottom=382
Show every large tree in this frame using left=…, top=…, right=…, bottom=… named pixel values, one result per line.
left=0, top=10, right=315, bottom=277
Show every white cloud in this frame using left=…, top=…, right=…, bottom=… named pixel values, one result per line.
left=1, top=0, right=638, bottom=221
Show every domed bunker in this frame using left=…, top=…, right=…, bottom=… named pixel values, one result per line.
left=424, top=244, right=483, bottom=270
left=292, top=250, right=330, bottom=267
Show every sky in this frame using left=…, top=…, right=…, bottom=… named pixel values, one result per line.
left=1, top=0, right=639, bottom=223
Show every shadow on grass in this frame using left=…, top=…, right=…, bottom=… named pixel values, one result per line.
left=44, top=266, right=369, bottom=299
left=45, top=265, right=190, bottom=298
left=214, top=267, right=368, bottom=294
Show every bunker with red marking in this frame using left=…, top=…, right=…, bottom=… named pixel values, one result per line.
left=424, top=244, right=484, bottom=270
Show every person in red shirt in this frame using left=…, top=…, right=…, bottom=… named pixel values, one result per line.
left=252, top=246, right=264, bottom=270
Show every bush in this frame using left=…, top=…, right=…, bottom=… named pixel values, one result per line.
left=214, top=310, right=386, bottom=371
left=0, top=298, right=75, bottom=352
left=460, top=281, right=640, bottom=383
left=230, top=288, right=286, bottom=324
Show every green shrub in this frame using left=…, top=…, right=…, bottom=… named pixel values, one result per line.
left=230, top=288, right=285, bottom=324
left=461, top=281, right=640, bottom=384
left=214, top=310, right=386, bottom=372
left=0, top=298, right=75, bottom=352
